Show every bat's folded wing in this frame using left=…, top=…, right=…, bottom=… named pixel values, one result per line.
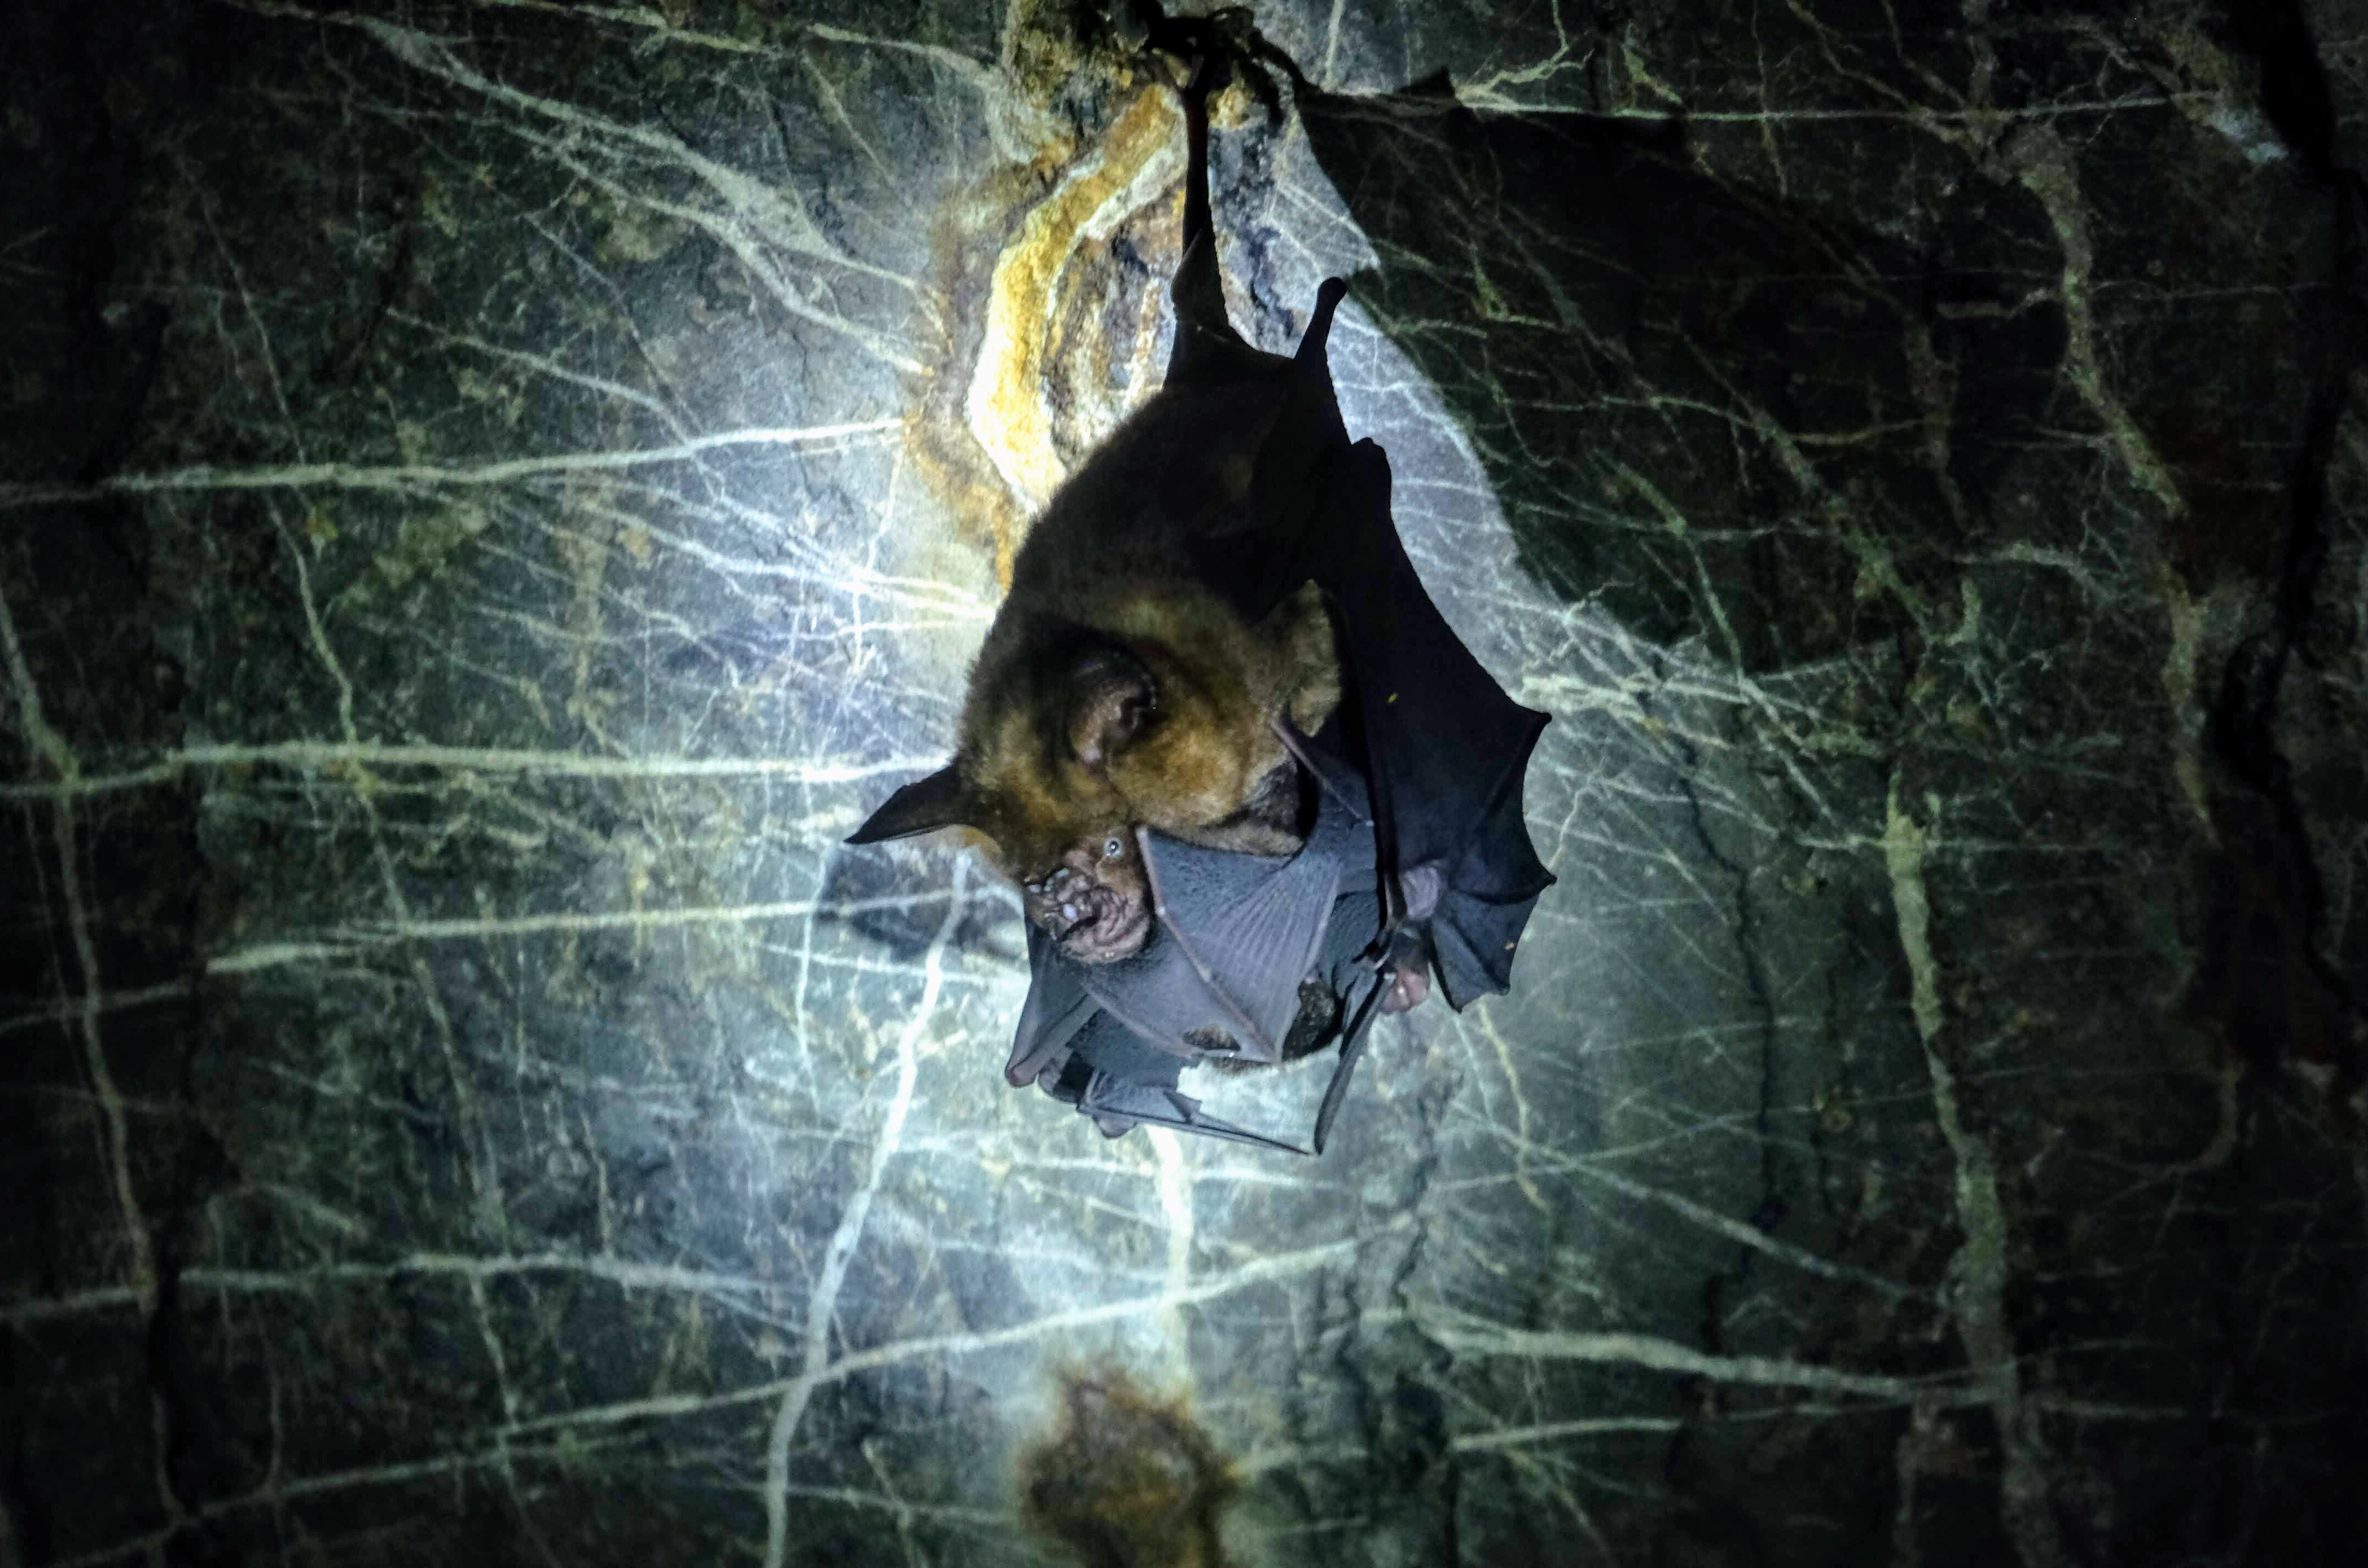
left=1220, top=278, right=1555, bottom=1008
left=1431, top=752, right=1554, bottom=1008
left=1119, top=829, right=1341, bottom=1063
left=1071, top=933, right=1235, bottom=1061
left=1003, top=811, right=1353, bottom=1152
left=1020, top=991, right=1310, bottom=1154
left=1313, top=439, right=1555, bottom=961
left=1008, top=922, right=1099, bottom=1086
left=1019, top=837, right=1333, bottom=1068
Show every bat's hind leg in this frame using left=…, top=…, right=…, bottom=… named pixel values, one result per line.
left=1145, top=14, right=1235, bottom=345
left=1383, top=962, right=1429, bottom=1015
left=1121, top=2, right=1299, bottom=254
left=1120, top=2, right=1303, bottom=381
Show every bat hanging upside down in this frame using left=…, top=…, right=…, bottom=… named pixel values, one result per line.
left=850, top=4, right=1553, bottom=1153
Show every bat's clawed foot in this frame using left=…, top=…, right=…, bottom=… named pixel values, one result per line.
left=1397, top=863, right=1443, bottom=923
left=1372, top=923, right=1434, bottom=1014
left=1381, top=962, right=1429, bottom=1015
left=1117, top=1, right=1299, bottom=124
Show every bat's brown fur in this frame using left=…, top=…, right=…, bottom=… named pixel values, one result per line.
left=973, top=382, right=1339, bottom=852
left=857, top=17, right=1338, bottom=964
left=872, top=377, right=1342, bottom=961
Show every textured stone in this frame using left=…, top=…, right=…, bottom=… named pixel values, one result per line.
left=2, top=3, right=2361, bottom=1566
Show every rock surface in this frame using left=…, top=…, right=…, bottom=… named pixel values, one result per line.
left=2, top=2, right=2363, bottom=1565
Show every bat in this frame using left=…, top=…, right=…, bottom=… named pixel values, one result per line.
left=845, top=9, right=1344, bottom=962
left=856, top=7, right=1554, bottom=1153
left=995, top=13, right=1554, bottom=1154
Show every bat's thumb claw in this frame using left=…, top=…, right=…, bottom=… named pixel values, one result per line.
left=1398, top=863, right=1442, bottom=922
left=1382, top=963, right=1431, bottom=1015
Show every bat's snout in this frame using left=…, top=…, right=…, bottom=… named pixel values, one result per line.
left=1041, top=869, right=1087, bottom=940
left=1027, top=863, right=1152, bottom=964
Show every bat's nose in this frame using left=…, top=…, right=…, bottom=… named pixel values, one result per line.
left=1037, top=867, right=1093, bottom=938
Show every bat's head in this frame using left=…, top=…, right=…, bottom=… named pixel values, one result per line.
left=963, top=607, right=1323, bottom=852
left=845, top=656, right=1158, bottom=961
left=846, top=586, right=1341, bottom=964
left=1019, top=830, right=1151, bottom=964
left=847, top=760, right=1152, bottom=963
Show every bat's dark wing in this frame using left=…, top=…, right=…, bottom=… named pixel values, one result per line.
left=1250, top=282, right=1555, bottom=984
left=1002, top=791, right=1370, bottom=1152
left=1323, top=441, right=1554, bottom=1001
left=1015, top=996, right=1310, bottom=1154
left=1213, top=279, right=1557, bottom=1150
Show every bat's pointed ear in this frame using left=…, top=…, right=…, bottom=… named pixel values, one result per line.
left=1066, top=647, right=1156, bottom=770
left=847, top=765, right=974, bottom=844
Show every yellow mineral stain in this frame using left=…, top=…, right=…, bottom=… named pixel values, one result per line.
left=1018, top=1364, right=1238, bottom=1568
left=967, top=89, right=1184, bottom=514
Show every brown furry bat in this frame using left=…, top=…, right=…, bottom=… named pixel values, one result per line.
left=850, top=54, right=1339, bottom=966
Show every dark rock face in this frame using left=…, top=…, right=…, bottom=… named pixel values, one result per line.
left=3, top=3, right=2362, bottom=1566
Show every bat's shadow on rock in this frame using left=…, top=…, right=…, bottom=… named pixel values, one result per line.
left=1293, top=73, right=2067, bottom=670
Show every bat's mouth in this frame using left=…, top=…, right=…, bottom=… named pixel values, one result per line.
left=1059, top=893, right=1151, bottom=963
left=1032, top=868, right=1151, bottom=964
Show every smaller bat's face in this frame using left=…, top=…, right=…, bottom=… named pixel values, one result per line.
left=1019, top=829, right=1151, bottom=964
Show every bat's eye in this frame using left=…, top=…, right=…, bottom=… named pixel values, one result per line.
left=1102, top=835, right=1123, bottom=861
